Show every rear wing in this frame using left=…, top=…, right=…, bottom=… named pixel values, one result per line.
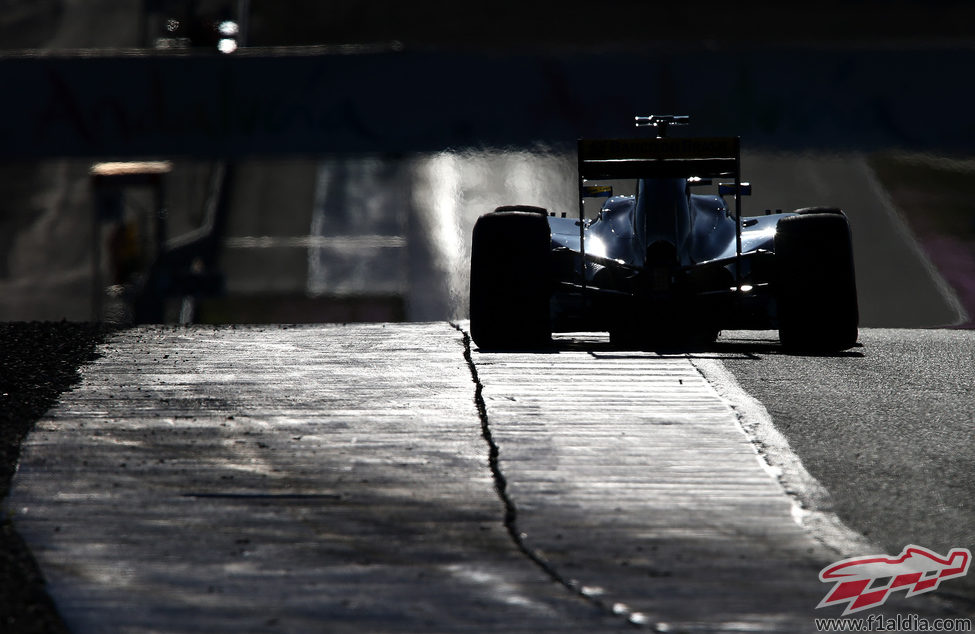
left=577, top=136, right=739, bottom=180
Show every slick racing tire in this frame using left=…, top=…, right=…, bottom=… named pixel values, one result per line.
left=493, top=205, right=548, bottom=215
left=470, top=211, right=552, bottom=350
left=774, top=212, right=859, bottom=352
left=794, top=206, right=844, bottom=216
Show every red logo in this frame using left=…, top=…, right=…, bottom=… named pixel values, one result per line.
left=817, top=545, right=971, bottom=615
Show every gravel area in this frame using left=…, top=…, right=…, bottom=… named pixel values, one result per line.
left=1, top=322, right=111, bottom=633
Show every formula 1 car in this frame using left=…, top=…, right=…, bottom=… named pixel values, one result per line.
left=469, top=116, right=858, bottom=351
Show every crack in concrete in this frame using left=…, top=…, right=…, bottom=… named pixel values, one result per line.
left=450, top=323, right=657, bottom=631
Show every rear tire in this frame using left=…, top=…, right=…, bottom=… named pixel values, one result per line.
left=493, top=205, right=548, bottom=215
left=470, top=211, right=552, bottom=350
left=794, top=206, right=844, bottom=215
left=774, top=212, right=859, bottom=352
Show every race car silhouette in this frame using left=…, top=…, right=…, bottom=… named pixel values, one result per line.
left=469, top=116, right=859, bottom=351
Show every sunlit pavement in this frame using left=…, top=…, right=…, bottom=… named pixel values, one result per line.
left=469, top=330, right=856, bottom=632
left=6, top=323, right=962, bottom=633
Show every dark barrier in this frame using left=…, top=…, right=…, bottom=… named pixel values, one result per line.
left=1, top=46, right=974, bottom=158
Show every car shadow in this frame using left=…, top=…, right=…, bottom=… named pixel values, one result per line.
left=547, top=334, right=865, bottom=360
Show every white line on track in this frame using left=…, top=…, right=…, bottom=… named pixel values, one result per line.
left=857, top=157, right=969, bottom=326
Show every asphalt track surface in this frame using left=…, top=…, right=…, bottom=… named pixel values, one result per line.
left=6, top=323, right=974, bottom=632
